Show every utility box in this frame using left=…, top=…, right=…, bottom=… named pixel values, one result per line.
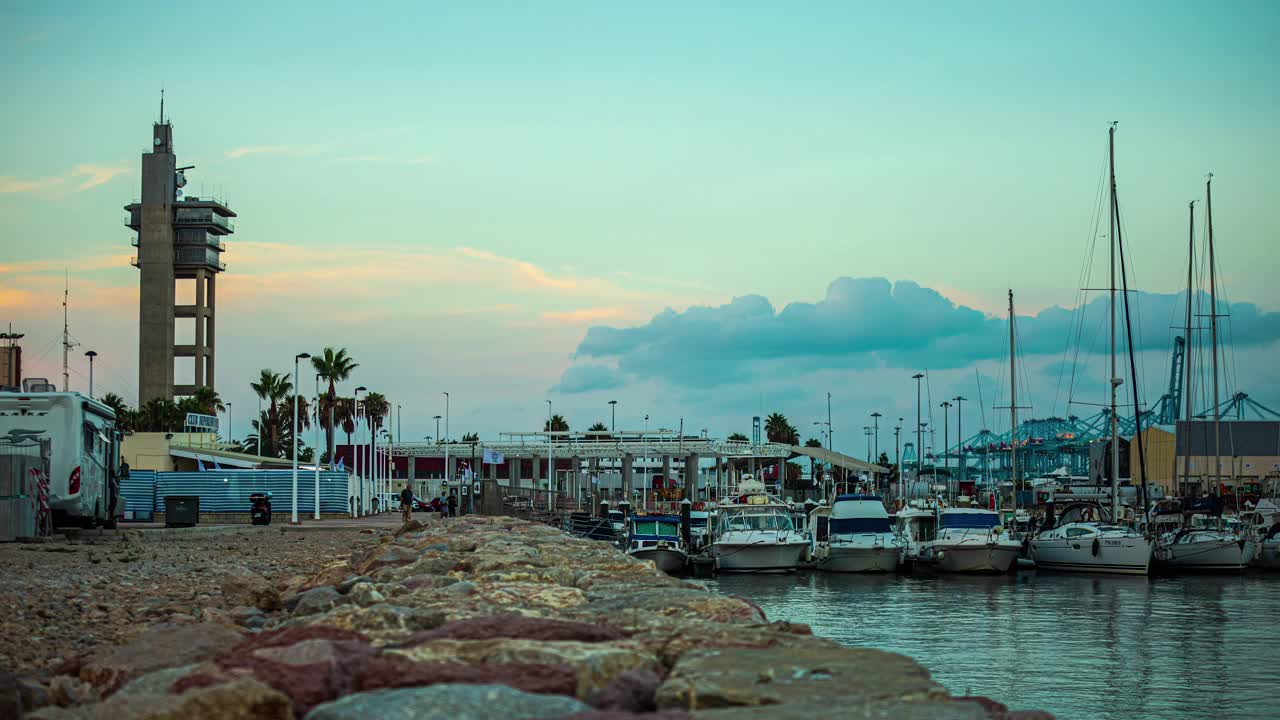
left=164, top=495, right=200, bottom=528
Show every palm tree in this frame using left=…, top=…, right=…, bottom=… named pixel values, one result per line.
left=461, top=432, right=479, bottom=442
left=136, top=398, right=183, bottom=432
left=765, top=412, right=799, bottom=445
left=544, top=414, right=569, bottom=432
left=588, top=422, right=609, bottom=432
left=189, top=386, right=224, bottom=415
left=311, top=347, right=359, bottom=462
left=727, top=432, right=749, bottom=442
left=250, top=369, right=292, bottom=458
left=363, top=392, right=390, bottom=436
left=804, top=437, right=823, bottom=485
left=99, top=393, right=134, bottom=431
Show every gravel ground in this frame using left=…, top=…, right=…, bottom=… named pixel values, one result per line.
left=0, top=527, right=382, bottom=673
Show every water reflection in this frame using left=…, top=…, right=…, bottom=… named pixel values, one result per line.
left=710, top=571, right=1278, bottom=719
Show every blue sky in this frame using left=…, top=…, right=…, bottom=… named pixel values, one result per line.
left=2, top=2, right=1278, bottom=450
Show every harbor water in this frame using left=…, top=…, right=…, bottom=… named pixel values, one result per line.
left=712, top=571, right=1279, bottom=720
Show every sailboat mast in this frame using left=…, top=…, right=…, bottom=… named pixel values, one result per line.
left=1009, top=289, right=1017, bottom=519
left=1207, top=175, right=1221, bottom=496
left=1183, top=201, right=1196, bottom=497
left=1108, top=125, right=1120, bottom=521
left=62, top=273, right=70, bottom=392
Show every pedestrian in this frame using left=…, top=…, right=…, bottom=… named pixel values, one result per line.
left=447, top=492, right=458, bottom=518
left=400, top=482, right=414, bottom=523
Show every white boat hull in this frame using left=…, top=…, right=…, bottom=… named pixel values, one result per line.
left=929, top=543, right=1019, bottom=574
left=713, top=542, right=807, bottom=572
left=1031, top=535, right=1153, bottom=575
left=1254, top=540, right=1280, bottom=569
left=629, top=547, right=688, bottom=574
left=817, top=543, right=900, bottom=573
left=1160, top=536, right=1258, bottom=571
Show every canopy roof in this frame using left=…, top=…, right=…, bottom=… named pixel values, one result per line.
left=788, top=445, right=889, bottom=474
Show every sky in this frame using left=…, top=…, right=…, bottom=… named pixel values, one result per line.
left=2, top=1, right=1278, bottom=455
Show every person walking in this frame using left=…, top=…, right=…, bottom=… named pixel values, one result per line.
left=447, top=492, right=458, bottom=518
left=399, top=482, right=414, bottom=524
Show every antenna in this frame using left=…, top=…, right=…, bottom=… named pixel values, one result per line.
left=160, top=86, right=165, bottom=124
left=62, top=270, right=79, bottom=392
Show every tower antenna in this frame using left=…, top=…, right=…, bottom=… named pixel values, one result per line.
left=62, top=270, right=79, bottom=392
left=160, top=86, right=165, bottom=124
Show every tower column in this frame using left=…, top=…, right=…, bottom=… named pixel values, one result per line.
left=206, top=272, right=216, bottom=388
left=193, top=269, right=206, bottom=388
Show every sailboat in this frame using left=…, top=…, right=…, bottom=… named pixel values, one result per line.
left=1030, top=125, right=1154, bottom=575
left=1156, top=177, right=1257, bottom=571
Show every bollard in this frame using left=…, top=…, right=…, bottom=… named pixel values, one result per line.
left=680, top=497, right=692, bottom=551
left=600, top=499, right=610, bottom=519
left=618, top=500, right=632, bottom=519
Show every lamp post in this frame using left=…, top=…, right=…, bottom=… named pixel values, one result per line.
left=644, top=414, right=649, bottom=433
left=433, top=416, right=441, bottom=443
left=442, top=392, right=450, bottom=500
left=940, top=401, right=952, bottom=498
left=894, top=422, right=902, bottom=502
left=870, top=411, right=881, bottom=465
left=291, top=352, right=312, bottom=523
left=953, top=396, right=967, bottom=486
left=546, top=400, right=553, bottom=511
left=608, top=400, right=617, bottom=432
left=314, top=374, right=321, bottom=519
left=912, top=373, right=925, bottom=485
left=354, top=386, right=367, bottom=515
left=83, top=350, right=97, bottom=398
left=256, top=395, right=262, bottom=456
left=863, top=426, right=872, bottom=462
left=225, top=402, right=231, bottom=444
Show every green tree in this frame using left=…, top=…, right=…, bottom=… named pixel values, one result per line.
left=311, top=347, right=359, bottom=463
left=764, top=413, right=799, bottom=445
left=544, top=414, right=569, bottom=432
left=588, top=422, right=608, bottom=432
left=804, top=437, right=823, bottom=483
left=727, top=432, right=749, bottom=442
left=250, top=369, right=292, bottom=458
left=461, top=432, right=480, bottom=442
left=136, top=398, right=183, bottom=432
left=99, top=393, right=135, bottom=432
left=188, top=386, right=224, bottom=415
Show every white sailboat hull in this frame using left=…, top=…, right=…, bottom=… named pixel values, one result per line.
left=1159, top=534, right=1257, bottom=571
left=927, top=542, right=1019, bottom=574
left=629, top=547, right=688, bottom=574
left=1254, top=539, right=1280, bottom=569
left=1031, top=534, right=1153, bottom=575
left=817, top=540, right=900, bottom=573
left=713, top=541, right=808, bottom=572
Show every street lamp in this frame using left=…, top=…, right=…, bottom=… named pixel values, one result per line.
left=314, top=373, right=321, bottom=519
left=870, top=412, right=882, bottom=465
left=291, top=352, right=312, bottom=523
left=912, top=373, right=925, bottom=484
left=442, top=392, right=450, bottom=501
left=433, top=416, right=442, bottom=443
left=83, top=350, right=97, bottom=398
left=953, top=396, right=967, bottom=486
left=546, top=399, right=553, bottom=511
left=354, top=385, right=367, bottom=515
left=608, top=400, right=617, bottom=432
left=940, top=400, right=952, bottom=498
left=863, top=426, right=872, bottom=462
left=225, top=402, right=232, bottom=445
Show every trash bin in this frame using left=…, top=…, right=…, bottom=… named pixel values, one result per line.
left=164, top=495, right=200, bottom=528
left=250, top=493, right=272, bottom=526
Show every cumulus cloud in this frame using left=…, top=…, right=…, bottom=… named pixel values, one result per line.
left=563, top=276, right=1280, bottom=389
left=0, top=175, right=64, bottom=193
left=71, top=164, right=129, bottom=191
left=552, top=363, right=626, bottom=394
left=1, top=164, right=128, bottom=194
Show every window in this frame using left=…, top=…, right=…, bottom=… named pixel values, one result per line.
left=1066, top=527, right=1094, bottom=538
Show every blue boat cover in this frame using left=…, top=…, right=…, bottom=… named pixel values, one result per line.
left=830, top=517, right=892, bottom=534
left=835, top=494, right=883, bottom=503
left=941, top=513, right=999, bottom=529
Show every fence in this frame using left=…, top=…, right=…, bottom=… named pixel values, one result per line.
left=1, top=437, right=50, bottom=541
left=117, top=470, right=353, bottom=519
left=121, top=469, right=158, bottom=521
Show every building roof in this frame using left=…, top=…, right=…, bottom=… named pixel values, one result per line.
left=788, top=445, right=889, bottom=474
left=1175, top=420, right=1280, bottom=456
left=169, top=444, right=326, bottom=470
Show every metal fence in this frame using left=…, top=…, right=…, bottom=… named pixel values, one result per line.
left=121, top=469, right=158, bottom=521
left=1, top=437, right=50, bottom=541
left=154, top=471, right=351, bottom=514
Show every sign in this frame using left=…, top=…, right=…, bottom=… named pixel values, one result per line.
left=483, top=447, right=505, bottom=465
left=461, top=483, right=469, bottom=496
left=184, top=413, right=218, bottom=432
left=472, top=481, right=481, bottom=496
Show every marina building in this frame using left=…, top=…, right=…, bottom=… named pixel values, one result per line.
left=1131, top=420, right=1280, bottom=497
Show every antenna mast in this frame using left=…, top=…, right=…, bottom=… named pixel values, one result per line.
left=62, top=271, right=78, bottom=392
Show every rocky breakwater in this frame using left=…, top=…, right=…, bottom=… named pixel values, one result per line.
left=12, top=516, right=1052, bottom=719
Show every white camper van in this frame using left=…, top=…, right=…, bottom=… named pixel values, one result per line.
left=0, top=391, right=121, bottom=528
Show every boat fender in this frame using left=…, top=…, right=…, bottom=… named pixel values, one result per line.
left=1092, top=537, right=1101, bottom=557
left=1239, top=537, right=1247, bottom=550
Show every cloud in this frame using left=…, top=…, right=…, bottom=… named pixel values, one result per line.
left=71, top=164, right=130, bottom=191
left=455, top=247, right=578, bottom=290
left=226, top=144, right=325, bottom=159
left=542, top=307, right=627, bottom=325
left=553, top=364, right=626, bottom=394
left=563, top=276, right=1280, bottom=389
left=0, top=175, right=64, bottom=193
left=338, top=154, right=432, bottom=165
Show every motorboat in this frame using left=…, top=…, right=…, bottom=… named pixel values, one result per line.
left=814, top=494, right=900, bottom=573
left=710, top=477, right=808, bottom=572
left=1155, top=513, right=1258, bottom=572
left=625, top=514, right=688, bottom=574
left=1257, top=523, right=1280, bottom=569
left=919, top=508, right=1020, bottom=573
left=688, top=510, right=711, bottom=552
left=894, top=500, right=939, bottom=569
left=1030, top=501, right=1154, bottom=575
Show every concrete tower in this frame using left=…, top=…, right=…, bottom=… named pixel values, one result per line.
left=126, top=109, right=235, bottom=405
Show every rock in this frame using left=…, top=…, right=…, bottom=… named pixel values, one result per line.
left=407, top=615, right=628, bottom=644
left=292, top=587, right=346, bottom=617
left=230, top=606, right=267, bottom=629
left=393, top=519, right=425, bottom=537
left=309, top=603, right=445, bottom=644
left=78, top=623, right=243, bottom=696
left=348, top=583, right=386, bottom=607
left=111, top=665, right=198, bottom=700
left=693, top=697, right=992, bottom=720
left=656, top=644, right=943, bottom=711
left=336, top=575, right=372, bottom=595
left=352, top=545, right=419, bottom=575
left=47, top=675, right=99, bottom=707
left=18, top=675, right=53, bottom=712
left=585, top=668, right=663, bottom=712
left=220, top=568, right=281, bottom=612
left=304, top=684, right=590, bottom=720
left=0, top=672, right=24, bottom=718
left=28, top=677, right=292, bottom=720
left=440, top=580, right=474, bottom=596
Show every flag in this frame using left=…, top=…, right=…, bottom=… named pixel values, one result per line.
left=335, top=457, right=345, bottom=471
left=213, top=458, right=222, bottom=470
left=483, top=447, right=504, bottom=465
left=196, top=457, right=206, bottom=471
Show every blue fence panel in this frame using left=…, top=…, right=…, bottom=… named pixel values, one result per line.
left=121, top=470, right=157, bottom=520
left=155, top=470, right=350, bottom=514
